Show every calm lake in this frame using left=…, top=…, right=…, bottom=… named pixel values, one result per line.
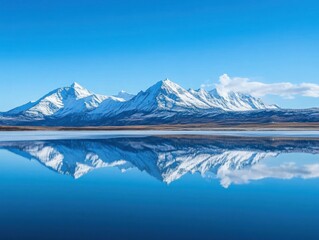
left=0, top=131, right=319, bottom=240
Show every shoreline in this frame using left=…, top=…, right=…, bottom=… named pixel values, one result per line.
left=1, top=122, right=319, bottom=131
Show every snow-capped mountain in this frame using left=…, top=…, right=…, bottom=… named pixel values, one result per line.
left=119, top=79, right=211, bottom=112
left=113, top=90, right=135, bottom=101
left=89, top=79, right=278, bottom=121
left=89, top=79, right=209, bottom=119
left=209, top=89, right=278, bottom=111
left=5, top=82, right=124, bottom=119
left=106, top=79, right=277, bottom=114
left=188, top=88, right=278, bottom=111
left=2, top=78, right=317, bottom=126
left=1, top=136, right=318, bottom=187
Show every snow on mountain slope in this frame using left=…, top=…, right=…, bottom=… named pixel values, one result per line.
left=3, top=79, right=281, bottom=125
left=57, top=94, right=125, bottom=117
left=6, top=82, right=124, bottom=118
left=89, top=96, right=126, bottom=117
left=6, top=101, right=38, bottom=115
left=113, top=90, right=135, bottom=101
left=92, top=79, right=278, bottom=117
left=105, top=79, right=212, bottom=114
left=188, top=88, right=278, bottom=111
left=208, top=89, right=278, bottom=111
left=7, top=82, right=92, bottom=117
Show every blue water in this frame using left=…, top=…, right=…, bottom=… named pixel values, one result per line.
left=0, top=133, right=319, bottom=240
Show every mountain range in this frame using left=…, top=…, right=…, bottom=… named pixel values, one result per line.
left=1, top=136, right=318, bottom=188
left=0, top=79, right=318, bottom=126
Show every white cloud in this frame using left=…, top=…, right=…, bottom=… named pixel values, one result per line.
left=210, top=74, right=319, bottom=99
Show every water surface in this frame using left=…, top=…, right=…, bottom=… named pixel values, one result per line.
left=0, top=132, right=319, bottom=240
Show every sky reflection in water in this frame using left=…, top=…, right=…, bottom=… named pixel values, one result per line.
left=0, top=134, right=319, bottom=240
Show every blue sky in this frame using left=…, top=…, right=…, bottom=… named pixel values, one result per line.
left=0, top=0, right=318, bottom=111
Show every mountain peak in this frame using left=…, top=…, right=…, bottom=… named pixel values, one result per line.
left=70, top=82, right=83, bottom=89
left=66, top=82, right=92, bottom=99
left=113, top=90, right=135, bottom=101
left=153, top=78, right=182, bottom=92
left=161, top=78, right=175, bottom=86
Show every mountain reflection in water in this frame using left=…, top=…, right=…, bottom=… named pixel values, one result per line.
left=1, top=136, right=318, bottom=188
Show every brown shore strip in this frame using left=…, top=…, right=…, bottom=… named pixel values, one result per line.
left=0, top=122, right=319, bottom=131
